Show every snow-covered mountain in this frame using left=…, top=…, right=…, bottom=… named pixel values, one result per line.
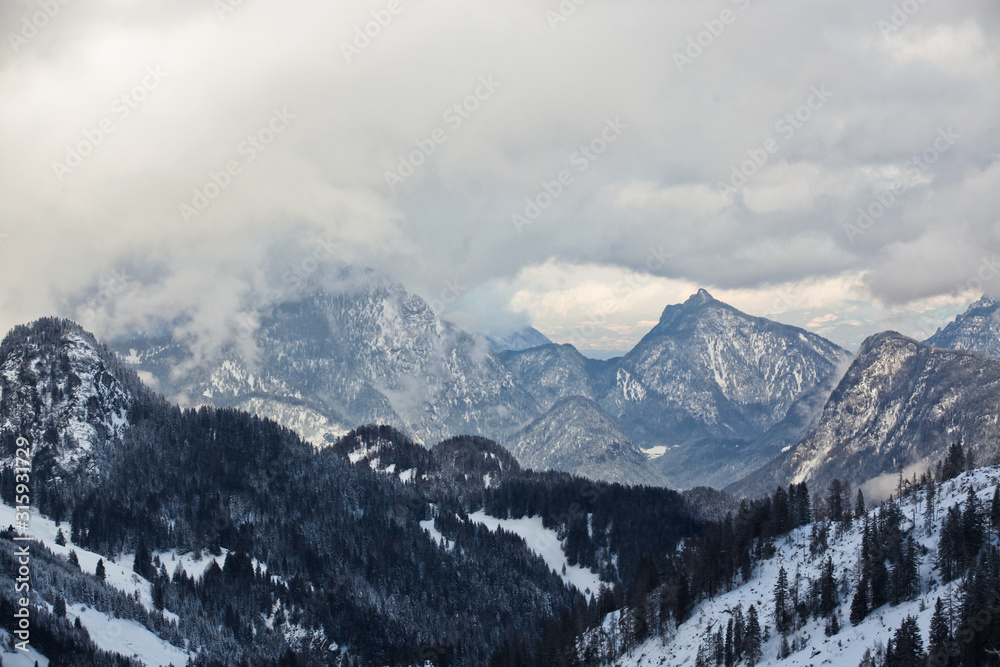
left=731, top=331, right=1000, bottom=500
left=111, top=267, right=540, bottom=447
left=487, top=326, right=553, bottom=353
left=925, top=295, right=1000, bottom=359
left=502, top=290, right=851, bottom=489
left=615, top=465, right=1000, bottom=666
left=511, top=395, right=667, bottom=486
left=0, top=318, right=150, bottom=481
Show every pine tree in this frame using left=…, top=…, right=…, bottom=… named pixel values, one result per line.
left=774, top=566, right=790, bottom=635
left=855, top=489, right=866, bottom=519
left=827, top=479, right=844, bottom=522
left=928, top=596, right=951, bottom=664
left=925, top=475, right=936, bottom=534
left=849, top=576, right=868, bottom=626
left=962, top=486, right=984, bottom=566
left=991, top=484, right=1000, bottom=530
left=95, top=558, right=106, bottom=581
left=68, top=550, right=79, bottom=567
left=55, top=528, right=67, bottom=546
left=893, top=615, right=925, bottom=667
left=819, top=557, right=838, bottom=617
left=745, top=605, right=762, bottom=667
left=942, top=441, right=965, bottom=481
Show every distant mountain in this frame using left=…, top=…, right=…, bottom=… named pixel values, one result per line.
left=486, top=326, right=553, bottom=353
left=925, top=295, right=1000, bottom=358
left=510, top=396, right=667, bottom=487
left=503, top=289, right=851, bottom=489
left=499, top=343, right=599, bottom=412
left=111, top=266, right=540, bottom=447
left=729, top=331, right=1000, bottom=499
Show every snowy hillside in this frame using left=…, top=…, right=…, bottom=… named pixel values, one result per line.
left=614, top=465, right=1000, bottom=667
left=926, top=296, right=1000, bottom=360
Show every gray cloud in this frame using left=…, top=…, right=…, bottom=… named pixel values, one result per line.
left=1, top=0, right=998, bottom=353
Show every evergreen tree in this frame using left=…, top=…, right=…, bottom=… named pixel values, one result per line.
left=962, top=486, right=984, bottom=565
left=991, top=484, right=1000, bottom=530
left=774, top=567, right=790, bottom=635
left=54, top=528, right=67, bottom=546
left=941, top=441, right=965, bottom=481
left=892, top=615, right=924, bottom=667
left=855, top=489, right=866, bottom=519
left=849, top=577, right=868, bottom=626
left=924, top=475, right=936, bottom=532
left=827, top=479, right=844, bottom=522
left=68, top=550, right=79, bottom=567
left=819, top=557, right=838, bottom=617
left=745, top=604, right=762, bottom=667
left=95, top=558, right=106, bottom=581
left=928, top=596, right=951, bottom=665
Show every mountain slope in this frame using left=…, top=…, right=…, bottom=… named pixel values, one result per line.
left=617, top=465, right=1000, bottom=666
left=0, top=318, right=153, bottom=483
left=111, top=267, right=540, bottom=447
left=925, top=294, right=1000, bottom=359
left=593, top=290, right=850, bottom=488
left=487, top=326, right=553, bottom=353
left=730, top=331, right=1000, bottom=499
left=510, top=396, right=667, bottom=487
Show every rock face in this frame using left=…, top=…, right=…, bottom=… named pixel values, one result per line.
left=502, top=290, right=851, bottom=488
left=510, top=396, right=668, bottom=487
left=925, top=295, right=1000, bottom=359
left=0, top=318, right=150, bottom=482
left=111, top=268, right=540, bottom=447
left=487, top=327, right=553, bottom=353
left=729, top=331, right=1000, bottom=499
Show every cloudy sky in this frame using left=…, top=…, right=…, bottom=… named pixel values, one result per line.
left=2, top=0, right=998, bottom=356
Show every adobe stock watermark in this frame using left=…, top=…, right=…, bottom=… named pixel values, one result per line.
left=52, top=66, right=168, bottom=183
left=213, top=0, right=245, bottom=20
left=340, top=0, right=403, bottom=63
left=179, top=107, right=294, bottom=223
left=7, top=0, right=72, bottom=53
left=673, top=0, right=751, bottom=73
left=568, top=245, right=672, bottom=343
left=512, top=116, right=628, bottom=233
left=716, top=84, right=833, bottom=202
left=843, top=126, right=959, bottom=243
left=546, top=0, right=588, bottom=31
left=877, top=0, right=931, bottom=40
left=384, top=75, right=501, bottom=192
left=234, top=236, right=339, bottom=339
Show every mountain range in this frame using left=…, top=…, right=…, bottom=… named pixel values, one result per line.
left=112, top=274, right=858, bottom=490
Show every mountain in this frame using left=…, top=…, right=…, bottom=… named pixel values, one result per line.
left=499, top=343, right=599, bottom=412
left=510, top=396, right=668, bottom=486
left=502, top=290, right=852, bottom=489
left=486, top=326, right=553, bottom=353
left=730, top=331, right=1000, bottom=499
left=111, top=266, right=540, bottom=447
left=0, top=317, right=153, bottom=484
left=925, top=294, right=1000, bottom=358
left=0, top=317, right=703, bottom=666
left=595, top=465, right=1000, bottom=666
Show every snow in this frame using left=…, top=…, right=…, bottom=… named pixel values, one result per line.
left=0, top=628, right=49, bottom=666
left=616, top=465, right=1000, bottom=667
left=0, top=501, right=192, bottom=665
left=468, top=510, right=603, bottom=599
left=419, top=518, right=455, bottom=551
left=68, top=604, right=189, bottom=667
left=642, top=446, right=667, bottom=459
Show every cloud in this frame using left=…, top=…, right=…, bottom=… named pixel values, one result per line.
left=0, top=0, right=997, bottom=356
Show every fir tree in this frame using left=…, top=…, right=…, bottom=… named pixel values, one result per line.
left=745, top=604, right=762, bottom=667
left=849, top=576, right=868, bottom=626
left=855, top=488, right=866, bottom=519
left=774, top=567, right=790, bottom=635
left=54, top=528, right=67, bottom=546
left=928, top=596, right=951, bottom=664
left=892, top=615, right=925, bottom=667
left=95, top=558, right=106, bottom=581
left=68, top=550, right=79, bottom=567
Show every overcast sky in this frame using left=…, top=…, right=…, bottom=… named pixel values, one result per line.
left=2, top=0, right=998, bottom=355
